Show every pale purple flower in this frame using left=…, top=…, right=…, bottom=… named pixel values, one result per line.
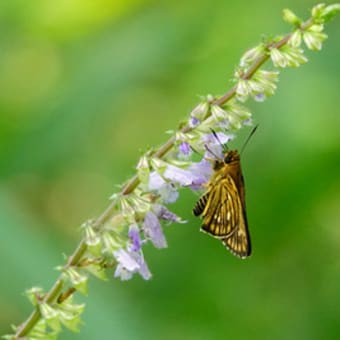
left=189, top=116, right=200, bottom=127
left=148, top=172, right=179, bottom=203
left=202, top=132, right=233, bottom=158
left=163, top=164, right=207, bottom=189
left=218, top=119, right=230, bottom=129
left=190, top=159, right=212, bottom=179
left=143, top=211, right=167, bottom=248
left=254, top=93, right=266, bottom=102
left=148, top=171, right=165, bottom=191
left=188, top=159, right=212, bottom=190
left=114, top=248, right=151, bottom=280
left=163, top=164, right=195, bottom=186
left=160, top=183, right=179, bottom=203
left=114, top=264, right=134, bottom=280
left=128, top=224, right=142, bottom=252
left=150, top=161, right=209, bottom=195
left=178, top=141, right=192, bottom=156
left=203, top=131, right=233, bottom=146
left=114, top=249, right=139, bottom=281
left=153, top=204, right=185, bottom=223
left=138, top=259, right=152, bottom=280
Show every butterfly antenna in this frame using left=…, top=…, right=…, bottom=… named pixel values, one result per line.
left=210, top=129, right=224, bottom=146
left=204, top=144, right=220, bottom=159
left=210, top=129, right=229, bottom=151
left=240, top=124, right=259, bottom=155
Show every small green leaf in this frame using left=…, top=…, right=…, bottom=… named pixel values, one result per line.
left=39, top=303, right=61, bottom=332
left=64, top=268, right=88, bottom=295
left=283, top=8, right=302, bottom=25
left=25, top=287, right=44, bottom=306
left=59, top=311, right=82, bottom=332
left=85, top=263, right=108, bottom=281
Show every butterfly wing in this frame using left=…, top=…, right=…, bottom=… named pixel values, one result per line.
left=193, top=173, right=251, bottom=258
left=222, top=174, right=251, bottom=258
left=193, top=192, right=210, bottom=217
left=194, top=174, right=239, bottom=238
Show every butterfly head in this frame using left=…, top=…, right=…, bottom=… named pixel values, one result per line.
left=223, top=150, right=240, bottom=164
left=211, top=149, right=239, bottom=171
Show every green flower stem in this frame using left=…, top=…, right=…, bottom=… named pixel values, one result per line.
left=13, top=15, right=315, bottom=339
left=68, top=240, right=88, bottom=266
left=45, top=280, right=64, bottom=304
left=16, top=280, right=64, bottom=337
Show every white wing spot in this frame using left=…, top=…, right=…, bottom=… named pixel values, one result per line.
left=238, top=229, right=245, bottom=236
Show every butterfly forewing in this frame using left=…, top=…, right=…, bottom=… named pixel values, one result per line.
left=200, top=176, right=239, bottom=238
left=193, top=150, right=251, bottom=258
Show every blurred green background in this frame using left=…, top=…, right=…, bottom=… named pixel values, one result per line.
left=1, top=0, right=339, bottom=339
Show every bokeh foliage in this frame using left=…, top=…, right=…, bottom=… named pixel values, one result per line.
left=1, top=0, right=339, bottom=339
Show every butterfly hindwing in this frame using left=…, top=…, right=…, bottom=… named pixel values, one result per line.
left=193, top=192, right=209, bottom=216
left=222, top=173, right=251, bottom=258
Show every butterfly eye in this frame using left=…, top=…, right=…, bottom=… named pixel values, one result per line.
left=224, top=155, right=232, bottom=163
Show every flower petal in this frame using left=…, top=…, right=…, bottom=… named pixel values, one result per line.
left=114, top=249, right=139, bottom=272
left=134, top=253, right=152, bottom=280
left=114, top=248, right=151, bottom=281
left=163, top=164, right=194, bottom=186
left=143, top=211, right=167, bottom=248
left=148, top=172, right=179, bottom=203
left=189, top=116, right=200, bottom=127
left=179, top=141, right=192, bottom=156
left=158, top=183, right=179, bottom=203
left=204, top=132, right=230, bottom=145
left=128, top=224, right=142, bottom=252
left=153, top=204, right=185, bottom=223
left=188, top=159, right=212, bottom=190
left=148, top=171, right=166, bottom=190
left=114, top=264, right=134, bottom=281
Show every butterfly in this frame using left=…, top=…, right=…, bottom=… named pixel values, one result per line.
left=193, top=129, right=256, bottom=258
